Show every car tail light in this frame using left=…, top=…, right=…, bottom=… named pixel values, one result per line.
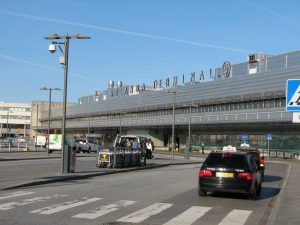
left=238, top=172, right=253, bottom=180
left=259, top=157, right=264, bottom=167
left=199, top=169, right=213, bottom=177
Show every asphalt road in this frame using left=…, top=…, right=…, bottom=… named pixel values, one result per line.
left=0, top=161, right=287, bottom=225
left=0, top=155, right=99, bottom=190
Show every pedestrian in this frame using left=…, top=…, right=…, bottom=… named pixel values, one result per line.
left=126, top=139, right=132, bottom=148
left=132, top=139, right=139, bottom=149
left=201, top=142, right=205, bottom=155
left=146, top=139, right=153, bottom=159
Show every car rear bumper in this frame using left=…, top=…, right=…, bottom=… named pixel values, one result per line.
left=199, top=179, right=252, bottom=194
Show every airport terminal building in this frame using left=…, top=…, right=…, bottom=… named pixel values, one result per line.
left=39, top=50, right=300, bottom=155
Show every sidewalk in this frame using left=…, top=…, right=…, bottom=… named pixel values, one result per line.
left=266, top=160, right=300, bottom=225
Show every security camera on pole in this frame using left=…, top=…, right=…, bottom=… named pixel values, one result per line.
left=44, top=33, right=90, bottom=174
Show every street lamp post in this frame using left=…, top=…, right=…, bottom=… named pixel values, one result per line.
left=186, top=104, right=198, bottom=160
left=35, top=104, right=39, bottom=151
left=40, top=87, right=61, bottom=156
left=6, top=110, right=13, bottom=139
left=119, top=112, right=126, bottom=135
left=45, top=33, right=90, bottom=174
left=167, top=89, right=184, bottom=160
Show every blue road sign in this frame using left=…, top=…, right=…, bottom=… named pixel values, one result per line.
left=241, top=133, right=249, bottom=141
left=286, top=79, right=300, bottom=111
left=267, top=133, right=272, bottom=141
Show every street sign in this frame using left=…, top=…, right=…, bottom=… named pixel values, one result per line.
left=241, top=133, right=249, bottom=141
left=267, top=133, right=272, bottom=141
left=286, top=79, right=300, bottom=111
left=292, top=112, right=300, bottom=123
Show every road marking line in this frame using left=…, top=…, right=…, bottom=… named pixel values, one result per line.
left=73, top=200, right=137, bottom=219
left=163, top=206, right=212, bottom=225
left=30, top=197, right=101, bottom=215
left=117, top=202, right=172, bottom=223
left=218, top=209, right=252, bottom=225
left=0, top=191, right=34, bottom=200
left=0, top=194, right=68, bottom=210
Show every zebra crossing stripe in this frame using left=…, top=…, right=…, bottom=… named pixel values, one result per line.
left=218, top=209, right=252, bottom=225
left=30, top=197, right=101, bottom=215
left=73, top=200, right=137, bottom=219
left=0, top=194, right=68, bottom=211
left=0, top=191, right=34, bottom=200
left=163, top=206, right=212, bottom=225
left=117, top=203, right=172, bottom=223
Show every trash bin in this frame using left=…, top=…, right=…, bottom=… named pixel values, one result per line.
left=70, top=146, right=76, bottom=173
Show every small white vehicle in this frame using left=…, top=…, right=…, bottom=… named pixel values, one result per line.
left=35, top=136, right=47, bottom=148
left=113, top=134, right=148, bottom=148
left=75, top=138, right=99, bottom=153
left=48, top=134, right=75, bottom=153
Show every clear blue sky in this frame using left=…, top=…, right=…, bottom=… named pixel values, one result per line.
left=0, top=0, right=299, bottom=104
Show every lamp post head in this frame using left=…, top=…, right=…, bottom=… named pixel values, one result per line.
left=40, top=87, right=61, bottom=91
left=44, top=33, right=61, bottom=40
left=75, top=33, right=91, bottom=39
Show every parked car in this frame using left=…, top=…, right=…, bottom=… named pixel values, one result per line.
left=113, top=134, right=148, bottom=148
left=75, top=138, right=99, bottom=153
left=237, top=144, right=265, bottom=178
left=198, top=150, right=262, bottom=200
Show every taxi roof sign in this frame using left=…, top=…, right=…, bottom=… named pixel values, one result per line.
left=222, top=145, right=237, bottom=152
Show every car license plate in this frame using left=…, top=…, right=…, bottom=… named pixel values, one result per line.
left=216, top=172, right=234, bottom=178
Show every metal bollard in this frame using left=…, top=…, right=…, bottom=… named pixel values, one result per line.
left=9, top=142, right=11, bottom=152
left=113, top=148, right=116, bottom=168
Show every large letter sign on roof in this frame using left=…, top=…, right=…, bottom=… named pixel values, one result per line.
left=286, top=79, right=300, bottom=111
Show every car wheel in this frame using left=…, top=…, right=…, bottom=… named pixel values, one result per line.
left=249, top=185, right=257, bottom=200
left=257, top=183, right=262, bottom=194
left=198, top=188, right=207, bottom=197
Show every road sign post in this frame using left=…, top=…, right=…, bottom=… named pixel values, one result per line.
left=266, top=133, right=272, bottom=159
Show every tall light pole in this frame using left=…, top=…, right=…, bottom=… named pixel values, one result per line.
left=167, top=89, right=184, bottom=160
left=35, top=104, right=39, bottom=150
left=119, top=112, right=125, bottom=135
left=40, top=86, right=61, bottom=156
left=6, top=110, right=13, bottom=139
left=185, top=104, right=198, bottom=160
left=45, top=33, right=90, bottom=174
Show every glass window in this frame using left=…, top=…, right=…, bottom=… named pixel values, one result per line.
left=204, top=154, right=247, bottom=169
left=275, top=98, right=281, bottom=107
left=281, top=98, right=286, bottom=107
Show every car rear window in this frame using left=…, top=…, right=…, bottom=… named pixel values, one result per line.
left=238, top=150, right=259, bottom=161
left=205, top=154, right=247, bottom=169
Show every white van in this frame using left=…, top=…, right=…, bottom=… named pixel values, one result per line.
left=48, top=134, right=75, bottom=153
left=35, top=136, right=47, bottom=148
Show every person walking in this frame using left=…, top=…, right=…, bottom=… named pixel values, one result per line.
left=146, top=139, right=153, bottom=159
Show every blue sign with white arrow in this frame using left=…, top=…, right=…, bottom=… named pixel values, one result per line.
left=241, top=133, right=249, bottom=141
left=266, top=133, right=272, bottom=141
left=286, top=79, right=300, bottom=111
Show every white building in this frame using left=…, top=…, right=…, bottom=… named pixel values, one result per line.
left=0, top=102, right=32, bottom=138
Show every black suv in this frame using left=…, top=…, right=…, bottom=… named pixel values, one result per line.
left=237, top=147, right=265, bottom=178
left=198, top=151, right=262, bottom=200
